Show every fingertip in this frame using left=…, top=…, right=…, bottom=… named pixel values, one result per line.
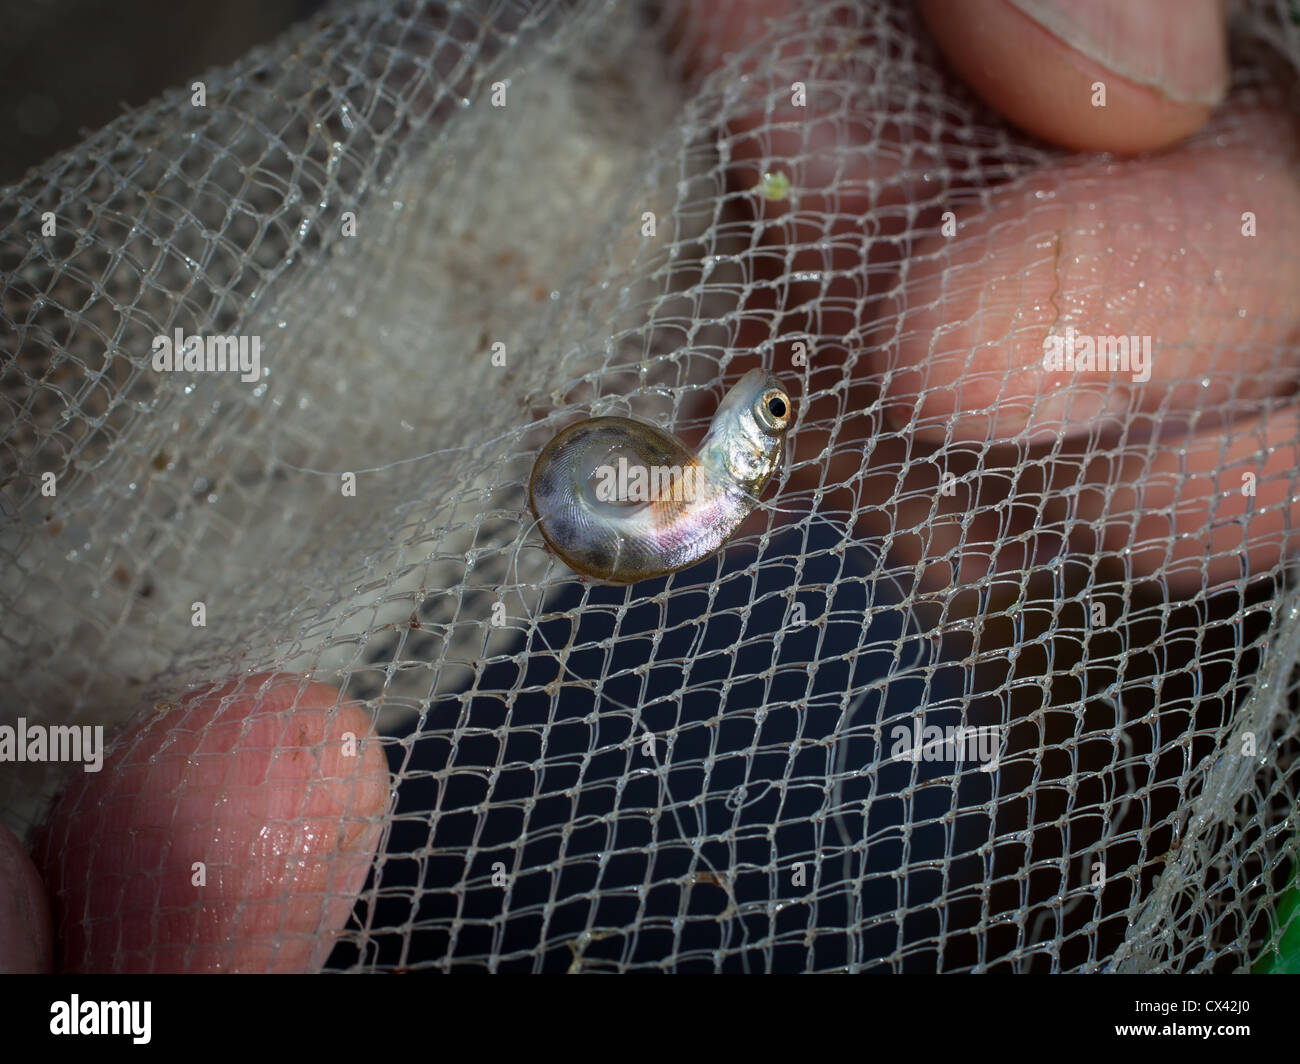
left=0, top=821, right=53, bottom=973
left=37, top=672, right=390, bottom=973
left=919, top=0, right=1226, bottom=154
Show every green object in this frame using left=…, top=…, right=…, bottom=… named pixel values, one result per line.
left=759, top=170, right=791, bottom=202
left=1253, top=861, right=1300, bottom=973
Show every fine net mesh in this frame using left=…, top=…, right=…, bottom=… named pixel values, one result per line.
left=2, top=0, right=1300, bottom=972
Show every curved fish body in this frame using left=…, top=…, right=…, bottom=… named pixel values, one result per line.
left=529, top=369, right=792, bottom=583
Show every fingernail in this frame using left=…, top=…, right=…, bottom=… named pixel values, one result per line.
left=1008, top=0, right=1227, bottom=106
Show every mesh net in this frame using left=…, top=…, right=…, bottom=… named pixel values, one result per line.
left=3, top=0, right=1300, bottom=972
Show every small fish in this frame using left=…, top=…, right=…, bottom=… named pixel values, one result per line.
left=529, top=369, right=792, bottom=583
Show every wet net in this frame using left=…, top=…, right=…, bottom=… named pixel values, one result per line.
left=2, top=0, right=1299, bottom=972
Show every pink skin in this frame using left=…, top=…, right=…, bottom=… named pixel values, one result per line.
left=676, top=0, right=1300, bottom=595
left=917, top=0, right=1228, bottom=155
left=0, top=822, right=52, bottom=973
left=22, top=675, right=388, bottom=973
left=883, top=103, right=1300, bottom=447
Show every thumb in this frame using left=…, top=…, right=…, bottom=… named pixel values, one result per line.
left=920, top=0, right=1228, bottom=154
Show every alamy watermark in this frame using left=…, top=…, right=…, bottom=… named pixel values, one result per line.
left=152, top=328, right=261, bottom=383
left=1041, top=325, right=1152, bottom=384
left=887, top=719, right=1001, bottom=772
left=594, top=456, right=702, bottom=503
left=50, top=995, right=150, bottom=1044
left=0, top=717, right=104, bottom=772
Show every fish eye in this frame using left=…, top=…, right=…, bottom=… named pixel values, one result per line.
left=756, top=388, right=790, bottom=432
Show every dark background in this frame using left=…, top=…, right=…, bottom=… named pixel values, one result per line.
left=0, top=0, right=323, bottom=186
